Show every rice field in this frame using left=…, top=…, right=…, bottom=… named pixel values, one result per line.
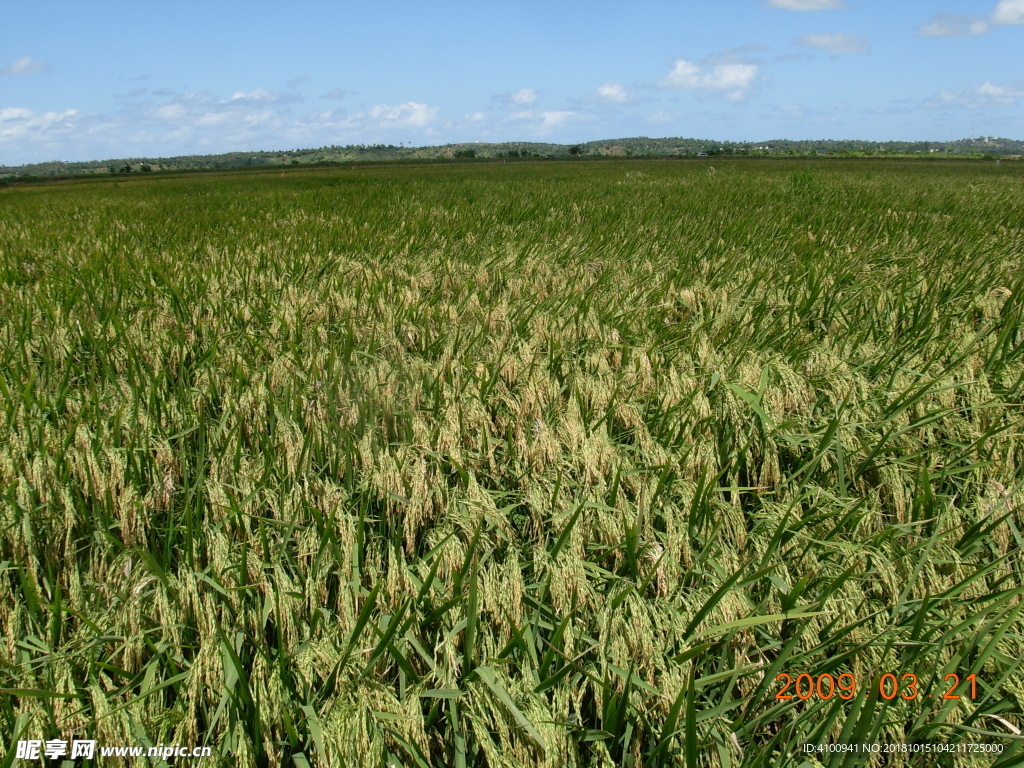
left=1, top=158, right=1023, bottom=767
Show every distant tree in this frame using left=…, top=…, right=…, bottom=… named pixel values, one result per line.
left=119, top=163, right=132, bottom=173
left=568, top=145, right=583, bottom=156
left=139, top=164, right=152, bottom=173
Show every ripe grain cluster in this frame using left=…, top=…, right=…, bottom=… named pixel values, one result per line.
left=1, top=159, right=1023, bottom=766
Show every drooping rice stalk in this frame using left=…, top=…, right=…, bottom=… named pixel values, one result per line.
left=1, top=158, right=1022, bottom=767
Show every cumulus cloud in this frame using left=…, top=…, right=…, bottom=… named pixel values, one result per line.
left=116, top=90, right=295, bottom=149
left=658, top=56, right=759, bottom=101
left=0, top=107, right=81, bottom=158
left=595, top=82, right=633, bottom=104
left=131, top=89, right=296, bottom=124
left=228, top=89, right=297, bottom=105
left=795, top=33, right=870, bottom=53
left=130, top=90, right=298, bottom=142
left=493, top=88, right=540, bottom=110
left=992, top=0, right=1024, bottom=24
left=307, top=103, right=442, bottom=135
left=514, top=89, right=538, bottom=106
left=917, top=1, right=1024, bottom=37
left=539, top=110, right=575, bottom=129
left=1, top=55, right=52, bottom=75
left=367, top=101, right=439, bottom=129
left=924, top=81, right=1024, bottom=109
left=574, top=82, right=645, bottom=107
left=0, top=86, right=447, bottom=165
left=498, top=105, right=589, bottom=136
left=766, top=0, right=844, bottom=10
left=510, top=88, right=539, bottom=106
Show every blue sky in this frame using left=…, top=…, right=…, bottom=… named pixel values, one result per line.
left=2, top=0, right=1022, bottom=164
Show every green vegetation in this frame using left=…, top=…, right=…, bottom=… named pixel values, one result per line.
left=2, top=136, right=1021, bottom=181
left=1, top=159, right=1023, bottom=767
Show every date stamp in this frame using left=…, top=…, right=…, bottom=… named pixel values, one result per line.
left=776, top=672, right=979, bottom=701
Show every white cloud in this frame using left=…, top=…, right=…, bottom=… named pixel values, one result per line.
left=976, top=81, right=1023, bottom=102
left=596, top=82, right=632, bottom=103
left=147, top=95, right=440, bottom=147
left=0, top=107, right=79, bottom=151
left=795, top=33, right=870, bottom=53
left=153, top=103, right=186, bottom=121
left=659, top=58, right=759, bottom=101
left=510, top=88, right=539, bottom=106
left=539, top=110, right=575, bottom=129
left=766, top=0, right=844, bottom=10
left=493, top=88, right=545, bottom=112
left=917, top=2, right=1024, bottom=37
left=134, top=91, right=295, bottom=147
left=493, top=106, right=588, bottom=136
left=992, top=0, right=1024, bottom=24
left=367, top=101, right=439, bottom=129
left=322, top=88, right=348, bottom=100
left=122, top=90, right=299, bottom=152
left=660, top=59, right=703, bottom=89
left=0, top=87, right=447, bottom=165
left=916, top=14, right=990, bottom=37
left=1, top=55, right=52, bottom=75
left=924, top=81, right=1024, bottom=109
left=229, top=89, right=295, bottom=105
left=116, top=89, right=302, bottom=146
left=0, top=107, right=33, bottom=121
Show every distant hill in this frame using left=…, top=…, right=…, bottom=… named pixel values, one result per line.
left=3, top=136, right=1021, bottom=179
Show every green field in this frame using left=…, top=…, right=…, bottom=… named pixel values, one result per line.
left=2, top=159, right=1023, bottom=767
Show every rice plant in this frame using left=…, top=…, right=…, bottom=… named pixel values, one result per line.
left=1, top=158, right=1022, bottom=766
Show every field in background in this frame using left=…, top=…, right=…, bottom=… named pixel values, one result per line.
left=2, top=159, right=1023, bottom=767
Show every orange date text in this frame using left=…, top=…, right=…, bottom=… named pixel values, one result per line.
left=774, top=672, right=979, bottom=701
